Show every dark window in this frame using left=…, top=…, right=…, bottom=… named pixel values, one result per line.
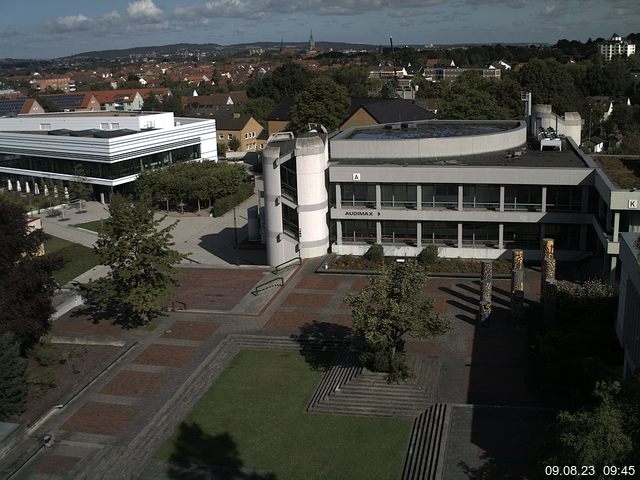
left=381, top=221, right=416, bottom=245
left=545, top=224, right=580, bottom=250
left=342, top=220, right=377, bottom=243
left=463, top=185, right=500, bottom=209
left=280, top=158, right=297, bottom=201
left=422, top=221, right=458, bottom=246
left=381, top=184, right=417, bottom=208
left=421, top=184, right=458, bottom=209
left=546, top=186, right=581, bottom=212
left=462, top=223, right=499, bottom=247
left=503, top=223, right=539, bottom=249
left=505, top=186, right=542, bottom=211
left=282, top=204, right=298, bottom=238
left=341, top=183, right=376, bottom=207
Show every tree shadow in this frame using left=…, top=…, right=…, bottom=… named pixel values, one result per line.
left=167, top=422, right=275, bottom=480
left=458, top=453, right=527, bottom=480
left=291, top=321, right=359, bottom=371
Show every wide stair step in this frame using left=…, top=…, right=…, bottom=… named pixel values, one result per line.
left=401, top=404, right=451, bottom=480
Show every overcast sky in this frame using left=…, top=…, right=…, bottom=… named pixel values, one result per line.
left=1, top=0, right=638, bottom=59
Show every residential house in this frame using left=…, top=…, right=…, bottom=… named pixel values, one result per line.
left=587, top=96, right=632, bottom=122
left=31, top=76, right=76, bottom=93
left=0, top=97, right=44, bottom=116
left=40, top=93, right=101, bottom=112
left=91, top=90, right=144, bottom=111
left=215, top=113, right=263, bottom=153
left=425, top=59, right=456, bottom=68
left=182, top=92, right=248, bottom=117
left=340, top=98, right=436, bottom=130
left=489, top=60, right=511, bottom=71
left=599, top=34, right=636, bottom=62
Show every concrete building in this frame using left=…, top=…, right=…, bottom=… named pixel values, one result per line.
left=616, top=233, right=640, bottom=378
left=260, top=111, right=640, bottom=277
left=0, top=111, right=217, bottom=201
left=599, top=34, right=636, bottom=62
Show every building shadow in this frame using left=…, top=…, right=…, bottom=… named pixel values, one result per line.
left=198, top=227, right=267, bottom=266
left=167, top=422, right=275, bottom=480
left=291, top=321, right=358, bottom=371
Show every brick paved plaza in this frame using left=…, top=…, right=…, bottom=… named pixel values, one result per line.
left=5, top=259, right=545, bottom=479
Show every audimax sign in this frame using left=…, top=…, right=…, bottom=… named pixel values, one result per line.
left=344, top=211, right=381, bottom=216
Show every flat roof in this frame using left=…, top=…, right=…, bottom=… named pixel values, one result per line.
left=11, top=111, right=159, bottom=118
left=346, top=121, right=519, bottom=140
left=593, top=156, right=640, bottom=189
left=332, top=143, right=589, bottom=169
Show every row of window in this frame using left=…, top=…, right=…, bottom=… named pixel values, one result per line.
left=0, top=145, right=200, bottom=180
left=339, top=220, right=581, bottom=250
left=339, top=183, right=589, bottom=212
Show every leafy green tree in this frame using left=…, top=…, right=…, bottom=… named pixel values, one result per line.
left=68, top=164, right=91, bottom=211
left=247, top=62, right=314, bottom=102
left=0, top=332, right=28, bottom=419
left=227, top=136, right=241, bottom=152
left=439, top=79, right=510, bottom=120
left=217, top=142, right=228, bottom=158
left=142, top=92, right=163, bottom=112
left=288, top=76, right=350, bottom=134
left=80, top=195, right=184, bottom=327
left=331, top=65, right=369, bottom=97
left=344, top=260, right=451, bottom=381
left=163, top=94, right=185, bottom=116
left=518, top=58, right=578, bottom=113
left=238, top=96, right=276, bottom=126
left=0, top=196, right=61, bottom=348
left=550, top=382, right=634, bottom=471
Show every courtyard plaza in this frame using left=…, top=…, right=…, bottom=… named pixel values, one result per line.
left=0, top=248, right=553, bottom=480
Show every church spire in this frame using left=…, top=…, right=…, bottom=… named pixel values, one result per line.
left=309, top=29, right=315, bottom=51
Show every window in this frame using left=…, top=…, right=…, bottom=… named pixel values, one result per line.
left=462, top=223, right=499, bottom=247
left=463, top=185, right=500, bottom=209
left=422, top=184, right=458, bottom=209
left=422, top=222, right=458, bottom=246
left=342, top=183, right=376, bottom=207
left=218, top=134, right=223, bottom=140
left=505, top=186, right=542, bottom=211
left=503, top=223, right=539, bottom=249
left=39, top=123, right=51, bottom=131
left=546, top=186, right=581, bottom=212
left=381, top=184, right=417, bottom=208
left=111, top=123, right=120, bottom=129
left=381, top=221, right=416, bottom=245
left=342, top=220, right=377, bottom=244
left=228, top=134, right=233, bottom=140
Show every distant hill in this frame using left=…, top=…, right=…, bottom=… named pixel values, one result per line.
left=63, top=41, right=379, bottom=60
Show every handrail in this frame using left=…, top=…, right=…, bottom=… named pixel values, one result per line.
left=272, top=256, right=301, bottom=274
left=253, top=277, right=284, bottom=295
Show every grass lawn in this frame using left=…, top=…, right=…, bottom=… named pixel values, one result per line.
left=156, top=350, right=412, bottom=479
left=44, top=235, right=100, bottom=285
left=594, top=156, right=640, bottom=189
left=72, top=219, right=108, bottom=232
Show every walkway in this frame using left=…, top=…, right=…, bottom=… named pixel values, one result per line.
left=1, top=259, right=547, bottom=479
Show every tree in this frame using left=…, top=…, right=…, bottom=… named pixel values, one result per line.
left=238, top=96, right=276, bottom=126
left=288, top=76, right=350, bottom=134
left=0, top=196, right=61, bottom=348
left=518, top=58, right=578, bottom=113
left=550, top=382, right=634, bottom=471
left=331, top=65, right=369, bottom=97
left=68, top=164, right=91, bottom=211
left=0, top=332, right=28, bottom=419
left=79, top=195, right=184, bottom=327
left=227, top=136, right=241, bottom=152
left=344, top=260, right=451, bottom=381
left=142, top=92, right=163, bottom=112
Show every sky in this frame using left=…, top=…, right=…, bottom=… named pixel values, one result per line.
left=0, top=0, right=639, bottom=59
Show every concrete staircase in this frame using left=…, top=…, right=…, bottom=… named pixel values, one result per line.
left=401, top=404, right=451, bottom=480
left=309, top=357, right=440, bottom=417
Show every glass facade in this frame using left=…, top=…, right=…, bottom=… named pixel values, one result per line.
left=422, top=221, right=458, bottom=246
left=463, top=185, right=500, bottom=210
left=505, top=185, right=542, bottom=211
left=381, top=184, right=417, bottom=208
left=0, top=145, right=200, bottom=180
left=422, top=184, right=458, bottom=209
left=342, top=220, right=376, bottom=243
left=282, top=204, right=298, bottom=237
left=462, top=223, right=500, bottom=247
left=280, top=158, right=297, bottom=201
left=546, top=186, right=581, bottom=212
left=381, top=221, right=416, bottom=245
left=503, top=223, right=539, bottom=249
left=341, top=183, right=376, bottom=207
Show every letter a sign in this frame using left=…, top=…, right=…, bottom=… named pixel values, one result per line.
left=352, top=172, right=361, bottom=181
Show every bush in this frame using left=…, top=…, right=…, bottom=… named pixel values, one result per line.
left=417, top=245, right=438, bottom=265
left=211, top=183, right=255, bottom=217
left=364, top=244, right=384, bottom=263
left=32, top=343, right=58, bottom=366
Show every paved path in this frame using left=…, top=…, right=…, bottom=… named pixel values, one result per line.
left=2, top=259, right=547, bottom=479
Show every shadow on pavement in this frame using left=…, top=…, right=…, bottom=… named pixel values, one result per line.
left=198, top=227, right=267, bottom=266
left=291, top=321, right=357, bottom=371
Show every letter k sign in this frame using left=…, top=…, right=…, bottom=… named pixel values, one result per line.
left=629, top=199, right=638, bottom=209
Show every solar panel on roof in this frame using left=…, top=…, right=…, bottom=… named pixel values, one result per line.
left=45, top=94, right=84, bottom=110
left=0, top=99, right=26, bottom=115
